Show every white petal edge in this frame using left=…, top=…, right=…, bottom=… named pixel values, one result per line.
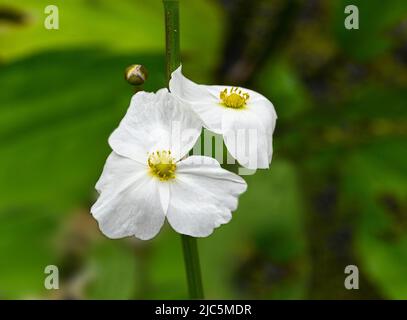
left=166, top=156, right=247, bottom=237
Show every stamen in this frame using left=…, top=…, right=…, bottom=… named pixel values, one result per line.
left=220, top=87, right=249, bottom=109
left=147, top=150, right=176, bottom=181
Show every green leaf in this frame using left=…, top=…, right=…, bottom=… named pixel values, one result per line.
left=0, top=0, right=223, bottom=77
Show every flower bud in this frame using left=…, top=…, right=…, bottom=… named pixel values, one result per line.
left=124, top=64, right=148, bottom=85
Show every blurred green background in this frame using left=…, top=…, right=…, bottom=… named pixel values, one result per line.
left=0, top=0, right=406, bottom=299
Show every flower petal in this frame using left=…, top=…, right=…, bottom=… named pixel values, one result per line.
left=94, top=152, right=146, bottom=193
left=166, top=156, right=247, bottom=237
left=158, top=182, right=170, bottom=215
left=91, top=152, right=165, bottom=240
left=109, top=88, right=202, bottom=163
left=169, top=66, right=224, bottom=133
left=170, top=66, right=216, bottom=104
left=245, top=93, right=277, bottom=164
left=222, top=108, right=270, bottom=169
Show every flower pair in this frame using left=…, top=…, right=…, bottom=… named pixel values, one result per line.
left=91, top=68, right=277, bottom=240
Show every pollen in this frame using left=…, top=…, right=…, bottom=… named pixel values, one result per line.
left=220, top=87, right=249, bottom=109
left=148, top=150, right=176, bottom=181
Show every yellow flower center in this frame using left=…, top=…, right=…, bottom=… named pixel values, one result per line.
left=148, top=150, right=176, bottom=181
left=220, top=87, right=249, bottom=109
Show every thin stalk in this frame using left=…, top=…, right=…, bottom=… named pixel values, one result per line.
left=181, top=235, right=204, bottom=299
left=163, top=0, right=204, bottom=299
left=163, top=0, right=180, bottom=84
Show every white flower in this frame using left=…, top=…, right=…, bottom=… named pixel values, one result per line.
left=169, top=66, right=277, bottom=170
left=91, top=89, right=247, bottom=240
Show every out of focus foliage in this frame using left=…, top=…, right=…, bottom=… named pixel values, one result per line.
left=0, top=0, right=406, bottom=299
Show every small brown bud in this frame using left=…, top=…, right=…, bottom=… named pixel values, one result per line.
left=124, top=64, right=148, bottom=85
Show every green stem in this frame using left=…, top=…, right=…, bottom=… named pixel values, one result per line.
left=163, top=0, right=204, bottom=300
left=163, top=0, right=180, bottom=84
left=181, top=235, right=204, bottom=299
